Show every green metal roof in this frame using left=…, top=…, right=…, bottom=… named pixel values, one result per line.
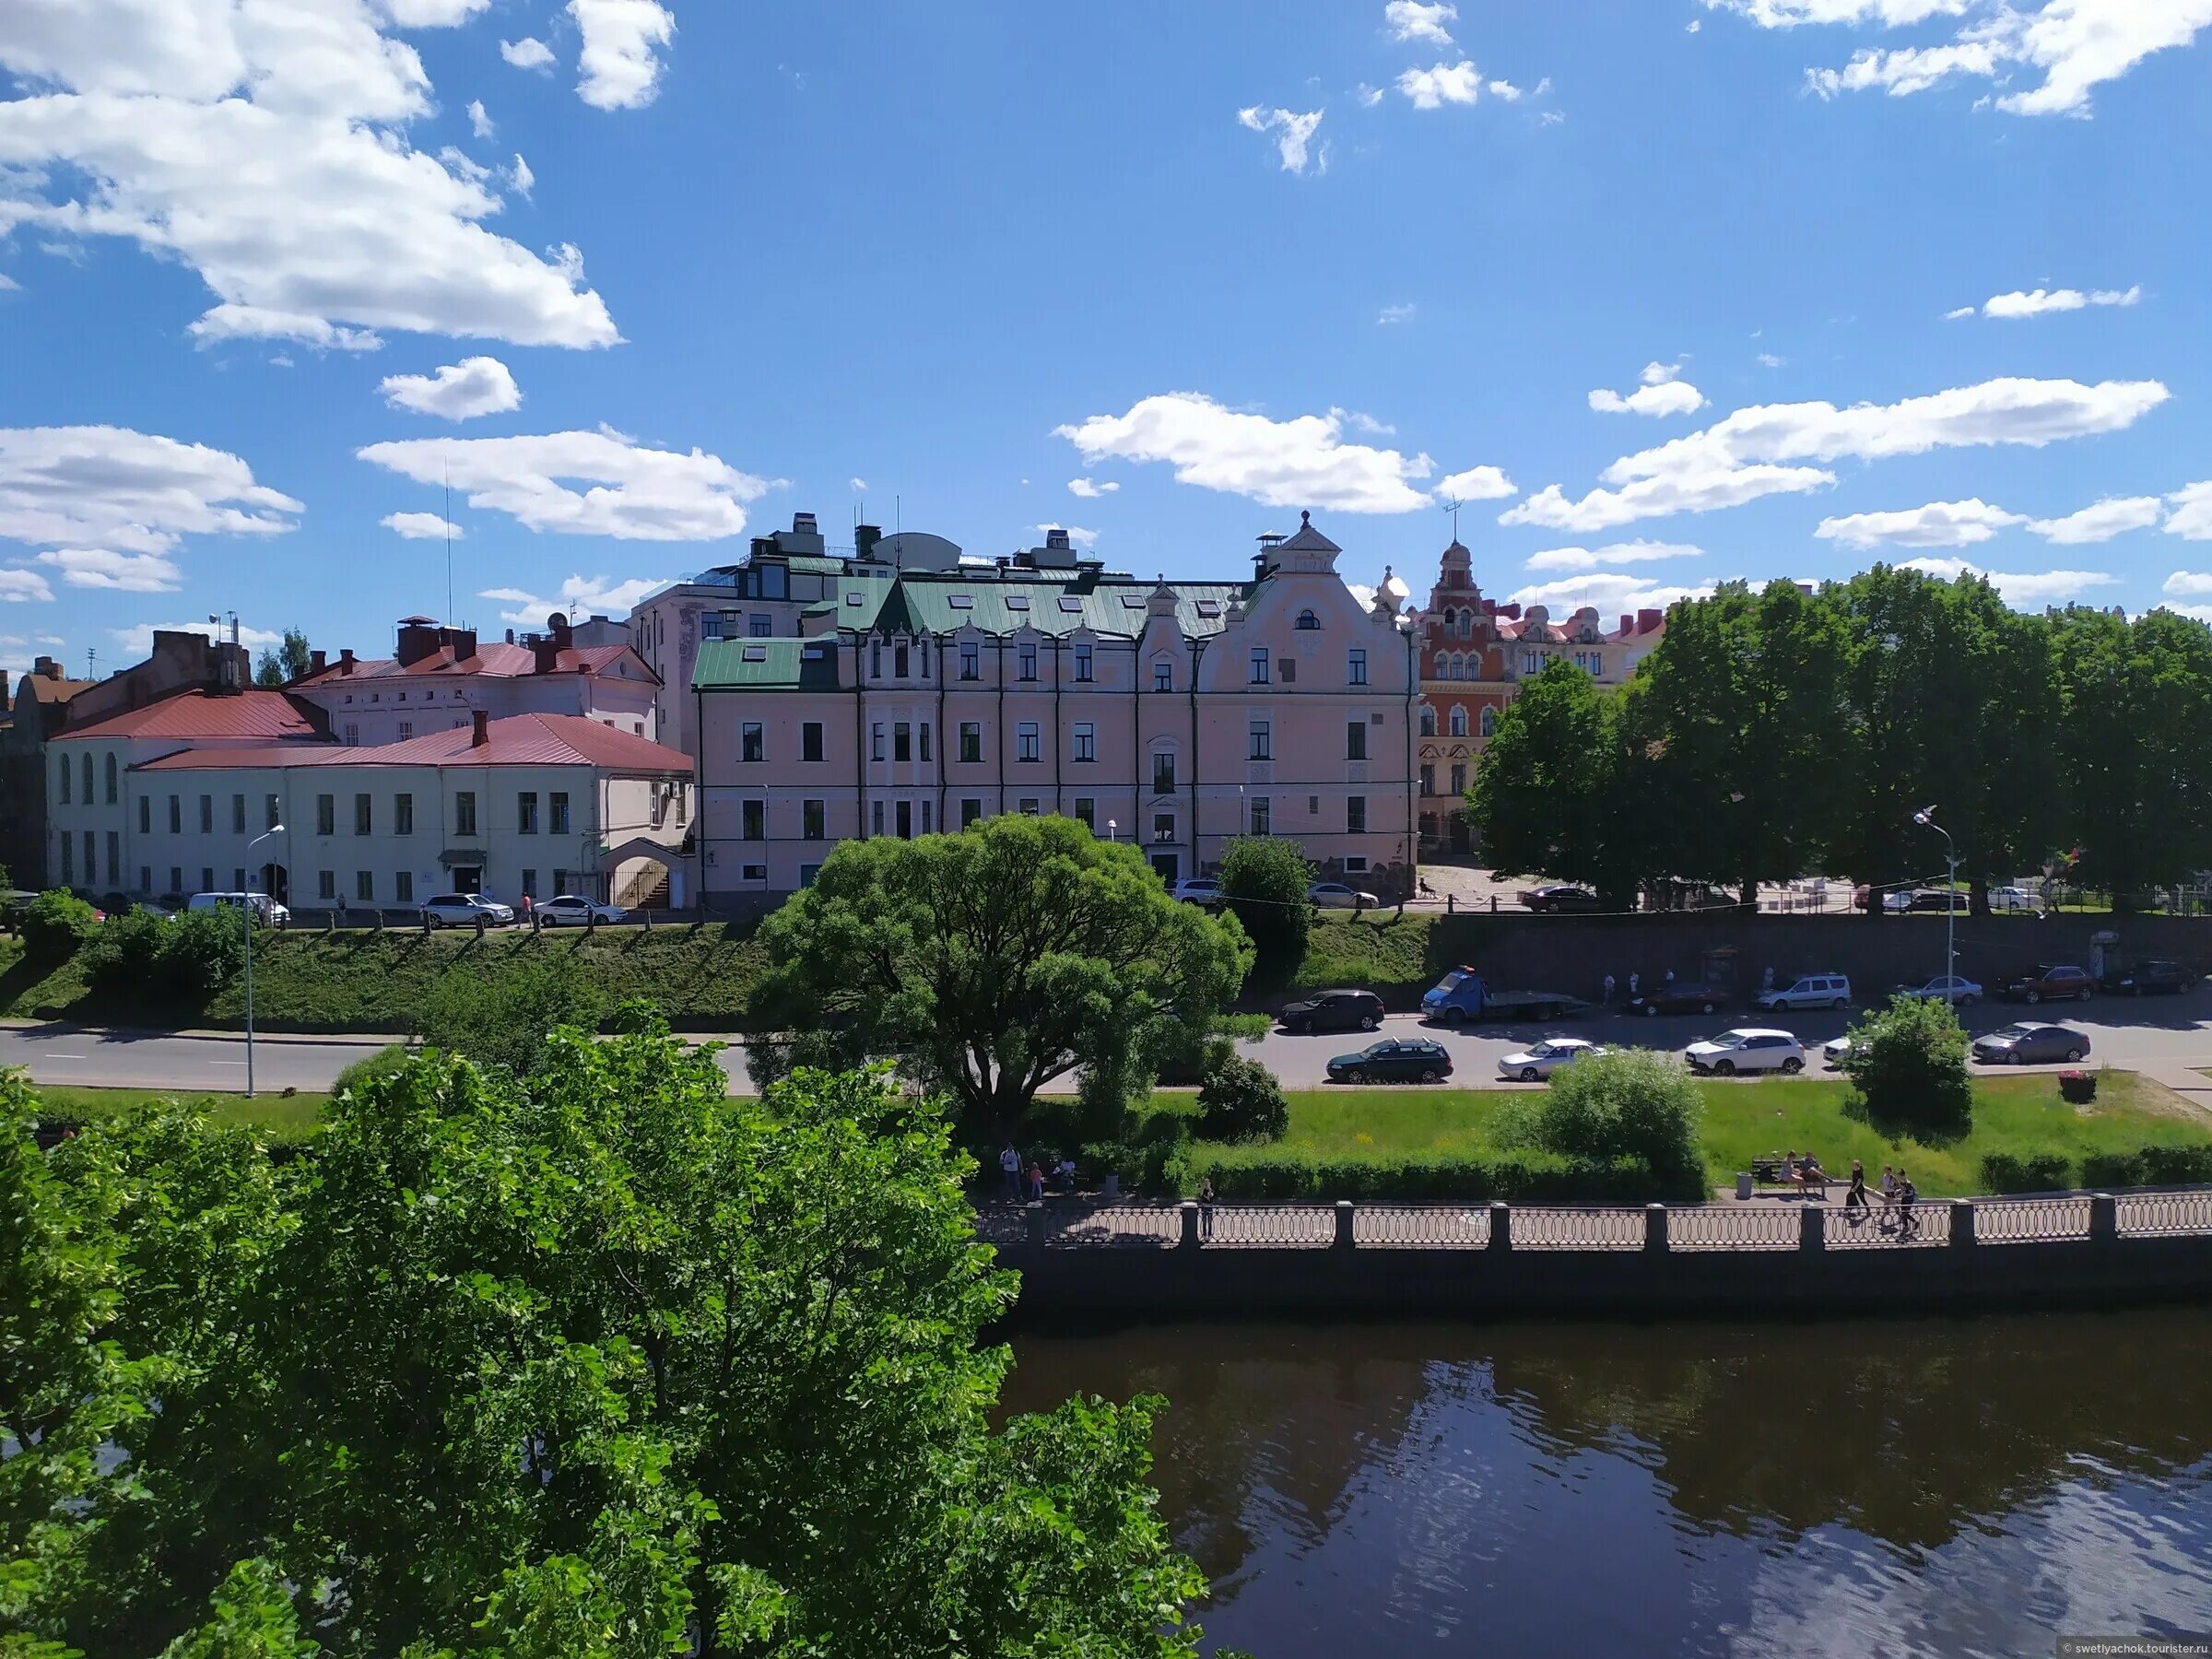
left=782, top=555, right=847, bottom=575
left=692, top=638, right=844, bottom=690
left=866, top=575, right=1246, bottom=640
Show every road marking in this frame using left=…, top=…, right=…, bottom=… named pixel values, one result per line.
left=42, top=1053, right=87, bottom=1062
left=207, top=1060, right=247, bottom=1066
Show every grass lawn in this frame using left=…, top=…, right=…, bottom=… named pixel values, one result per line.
left=28, top=1083, right=327, bottom=1141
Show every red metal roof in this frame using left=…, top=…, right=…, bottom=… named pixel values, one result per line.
left=55, top=689, right=326, bottom=743
left=291, top=642, right=653, bottom=687
left=135, top=712, right=693, bottom=773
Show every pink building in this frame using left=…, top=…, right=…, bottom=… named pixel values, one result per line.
left=693, top=514, right=1418, bottom=902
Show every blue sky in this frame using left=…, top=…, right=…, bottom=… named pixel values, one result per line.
left=5, top=0, right=2211, bottom=684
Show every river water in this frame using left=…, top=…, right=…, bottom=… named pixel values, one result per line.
left=1004, top=1309, right=2212, bottom=1657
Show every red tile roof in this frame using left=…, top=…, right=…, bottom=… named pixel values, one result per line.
left=290, top=643, right=652, bottom=687
left=135, top=712, right=693, bottom=773
left=55, top=689, right=326, bottom=743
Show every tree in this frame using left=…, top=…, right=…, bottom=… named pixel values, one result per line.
left=416, top=947, right=610, bottom=1076
left=252, top=629, right=312, bottom=689
left=9, top=1034, right=1223, bottom=1655
left=1465, top=659, right=1641, bottom=909
left=1196, top=1053, right=1288, bottom=1143
left=1216, top=833, right=1312, bottom=983
left=747, top=815, right=1252, bottom=1137
left=1839, top=994, right=1972, bottom=1136
left=1494, top=1047, right=1706, bottom=1196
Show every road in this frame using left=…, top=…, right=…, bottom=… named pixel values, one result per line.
left=5, top=994, right=2211, bottom=1099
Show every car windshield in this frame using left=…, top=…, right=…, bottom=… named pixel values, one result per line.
left=1707, top=1032, right=1750, bottom=1049
left=1993, top=1025, right=2036, bottom=1040
left=1434, top=971, right=1469, bottom=992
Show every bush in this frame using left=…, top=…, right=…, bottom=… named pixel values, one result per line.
left=2138, top=1144, right=2212, bottom=1185
left=1495, top=1047, right=1705, bottom=1189
left=154, top=906, right=245, bottom=999
left=20, top=888, right=99, bottom=959
left=332, top=1043, right=414, bottom=1100
left=1217, top=835, right=1313, bottom=984
left=82, top=905, right=245, bottom=1006
left=1179, top=1146, right=1677, bottom=1203
left=1196, top=1053, right=1288, bottom=1144
left=2080, top=1150, right=2145, bottom=1189
left=1979, top=1150, right=2075, bottom=1194
left=416, top=948, right=607, bottom=1076
left=1840, top=995, right=1972, bottom=1135
left=82, top=907, right=169, bottom=995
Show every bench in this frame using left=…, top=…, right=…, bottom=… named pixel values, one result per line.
left=1750, top=1152, right=1830, bottom=1198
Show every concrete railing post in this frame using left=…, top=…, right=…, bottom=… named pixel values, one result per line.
left=1644, top=1203, right=1668, bottom=1253
left=1799, top=1205, right=1825, bottom=1253
left=1950, top=1200, right=1975, bottom=1247
left=1024, top=1201, right=1048, bottom=1246
left=1335, top=1200, right=1355, bottom=1251
left=1488, top=1201, right=1512, bottom=1253
left=2089, top=1192, right=2118, bottom=1243
left=1181, top=1201, right=1201, bottom=1249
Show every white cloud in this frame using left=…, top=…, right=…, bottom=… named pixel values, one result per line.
left=1815, top=498, right=2026, bottom=548
left=1384, top=1, right=1458, bottom=45
left=112, top=618, right=282, bottom=658
left=1896, top=557, right=2116, bottom=606
left=569, top=0, right=676, bottom=111
left=383, top=0, right=492, bottom=23
left=501, top=36, right=556, bottom=70
left=848, top=477, right=868, bottom=492
left=0, top=425, right=301, bottom=556
left=1237, top=106, right=1325, bottom=173
left=1524, top=540, right=1703, bottom=571
left=1944, top=305, right=1977, bottom=320
left=1355, top=82, right=1385, bottom=107
left=1036, top=522, right=1099, bottom=548
left=1377, top=302, right=1417, bottom=325
left=1757, top=352, right=1785, bottom=368
left=467, top=98, right=493, bottom=138
left=1398, top=60, right=1482, bottom=107
left=2167, top=482, right=2212, bottom=541
left=2168, top=604, right=2212, bottom=623
left=508, top=154, right=534, bottom=197
left=478, top=572, right=667, bottom=625
left=378, top=355, right=523, bottom=420
left=358, top=428, right=771, bottom=541
left=0, top=273, right=18, bottom=290
left=1589, top=363, right=1708, bottom=417
left=1054, top=393, right=1435, bottom=514
left=382, top=512, right=463, bottom=540
left=1436, top=465, right=1517, bottom=500
left=1501, top=376, right=2168, bottom=533
left=32, top=547, right=182, bottom=591
left=1806, top=37, right=2006, bottom=98
left=1980, top=284, right=2141, bottom=318
left=2027, top=496, right=2162, bottom=544
left=0, top=5, right=619, bottom=350
left=2162, top=571, right=2212, bottom=596
left=1488, top=79, right=1524, bottom=100
left=1703, top=1, right=1971, bottom=22
left=1067, top=477, right=1120, bottom=498
left=0, top=570, right=55, bottom=602
left=1507, top=571, right=1716, bottom=614
left=1342, top=409, right=1396, bottom=435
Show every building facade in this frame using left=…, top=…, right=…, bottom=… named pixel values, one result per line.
left=1414, top=541, right=1518, bottom=853
left=3, top=656, right=97, bottom=888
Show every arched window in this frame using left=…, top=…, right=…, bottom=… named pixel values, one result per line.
left=1449, top=706, right=1468, bottom=737
left=1442, top=607, right=1459, bottom=633
left=1480, top=706, right=1498, bottom=737
left=1295, top=608, right=1320, bottom=630
left=104, top=752, right=118, bottom=805
left=82, top=753, right=93, bottom=805
left=1460, top=611, right=1474, bottom=638
left=58, top=752, right=70, bottom=805
left=1419, top=705, right=1437, bottom=736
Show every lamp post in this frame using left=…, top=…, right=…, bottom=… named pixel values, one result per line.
left=1106, top=818, right=1117, bottom=842
left=1912, top=806, right=1959, bottom=989
left=244, top=824, right=286, bottom=1098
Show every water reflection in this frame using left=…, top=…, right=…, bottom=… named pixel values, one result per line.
left=1004, top=1310, right=2212, bottom=1655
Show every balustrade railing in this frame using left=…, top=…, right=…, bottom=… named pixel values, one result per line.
left=1351, top=1203, right=1492, bottom=1249
left=1505, top=1206, right=1646, bottom=1252
left=1197, top=1204, right=1337, bottom=1248
left=1671, top=1206, right=1800, bottom=1252
left=1974, top=1195, right=2092, bottom=1245
left=2116, top=1188, right=2212, bottom=1238
left=1823, top=1201, right=1951, bottom=1248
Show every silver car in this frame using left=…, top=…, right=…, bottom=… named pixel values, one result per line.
left=1497, top=1038, right=1609, bottom=1082
left=422, top=893, right=515, bottom=927
left=536, top=894, right=628, bottom=926
left=1308, top=882, right=1381, bottom=910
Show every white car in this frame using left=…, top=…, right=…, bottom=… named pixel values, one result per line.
left=1890, top=974, right=1982, bottom=1006
left=1686, top=1028, right=1807, bottom=1077
left=1308, top=882, right=1381, bottom=910
left=1989, top=886, right=2039, bottom=912
left=422, top=892, right=515, bottom=927
left=535, top=894, right=627, bottom=926
left=188, top=890, right=289, bottom=924
left=1170, top=877, right=1222, bottom=905
left=1498, top=1037, right=1609, bottom=1082
left=1822, top=1033, right=1857, bottom=1068
left=1755, top=973, right=1851, bottom=1012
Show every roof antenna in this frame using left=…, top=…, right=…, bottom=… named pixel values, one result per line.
left=1442, top=497, right=1461, bottom=542
left=443, top=463, right=455, bottom=625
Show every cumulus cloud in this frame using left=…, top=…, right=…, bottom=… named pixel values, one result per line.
left=2027, top=496, right=2163, bottom=544
left=0, top=570, right=55, bottom=602
left=1896, top=557, right=2116, bottom=606
left=33, top=547, right=182, bottom=591
left=1815, top=498, right=2026, bottom=548
left=112, top=618, right=282, bottom=658
left=1384, top=1, right=1458, bottom=45
left=0, top=425, right=301, bottom=556
left=358, top=428, right=771, bottom=541
left=569, top=0, right=676, bottom=110
left=2162, top=571, right=2212, bottom=596
left=382, top=512, right=463, bottom=540
left=1055, top=393, right=1435, bottom=514
left=384, top=0, right=491, bottom=23
left=1978, top=285, right=2142, bottom=318
left=2167, top=481, right=2212, bottom=541
left=1500, top=376, right=2169, bottom=534
left=0, top=3, right=619, bottom=350
left=1524, top=540, right=1703, bottom=571
left=501, top=36, right=556, bottom=70
left=1398, top=60, right=1482, bottom=107
left=1067, top=477, right=1119, bottom=498
left=1589, top=362, right=1708, bottom=418
left=478, top=572, right=667, bottom=625
left=1436, top=465, right=1517, bottom=500
left=379, top=356, right=523, bottom=420
left=1377, top=302, right=1417, bottom=325
left=1035, top=522, right=1099, bottom=548
left=466, top=98, right=493, bottom=138
left=1237, top=105, right=1325, bottom=172
left=1507, top=571, right=1716, bottom=614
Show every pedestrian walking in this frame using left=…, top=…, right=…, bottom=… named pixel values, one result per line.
left=1603, top=972, right=1616, bottom=1007
left=1843, top=1159, right=1870, bottom=1222
left=1896, top=1170, right=1920, bottom=1238
left=520, top=891, right=534, bottom=925
left=1760, top=964, right=1775, bottom=996
left=999, top=1142, right=1022, bottom=1203
left=1629, top=971, right=1641, bottom=1000
left=1198, top=1174, right=1217, bottom=1241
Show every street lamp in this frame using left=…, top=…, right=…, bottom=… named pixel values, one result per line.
left=244, top=824, right=286, bottom=1098
left=1106, top=818, right=1117, bottom=842
left=1912, top=806, right=1959, bottom=989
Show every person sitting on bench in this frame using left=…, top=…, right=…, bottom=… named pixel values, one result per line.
left=1792, top=1153, right=1827, bottom=1193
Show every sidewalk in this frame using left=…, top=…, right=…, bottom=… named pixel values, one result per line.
left=0, top=1017, right=399, bottom=1047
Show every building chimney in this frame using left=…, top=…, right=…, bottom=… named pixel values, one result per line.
left=504, top=628, right=515, bottom=645
left=854, top=523, right=881, bottom=559
left=1638, top=607, right=1663, bottom=633
left=309, top=649, right=326, bottom=675
left=338, top=648, right=357, bottom=675
left=549, top=611, right=573, bottom=649
left=1618, top=615, right=1632, bottom=637
left=471, top=709, right=488, bottom=747
left=33, top=654, right=58, bottom=679
left=532, top=634, right=559, bottom=675
left=792, top=512, right=818, bottom=535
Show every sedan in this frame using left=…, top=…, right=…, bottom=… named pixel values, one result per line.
left=1630, top=982, right=1726, bottom=1018
left=1497, top=1037, right=1609, bottom=1082
left=421, top=893, right=515, bottom=927
left=1308, top=882, right=1381, bottom=910
left=1520, top=884, right=1602, bottom=914
left=536, top=894, right=628, bottom=926
left=1972, top=1023, right=2090, bottom=1065
left=1890, top=974, right=1983, bottom=1006
left=1327, top=1038, right=1455, bottom=1085
left=1684, top=1029, right=1807, bottom=1077
left=1989, top=886, right=2039, bottom=912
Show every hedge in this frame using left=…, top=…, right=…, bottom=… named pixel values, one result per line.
left=1168, top=1146, right=1696, bottom=1204
left=1983, top=1143, right=2212, bottom=1194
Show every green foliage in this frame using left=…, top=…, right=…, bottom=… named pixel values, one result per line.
left=2080, top=1149, right=2142, bottom=1188
left=1495, top=1047, right=1706, bottom=1189
left=83, top=906, right=245, bottom=1004
left=6, top=1044, right=1218, bottom=1655
left=1195, top=1053, right=1288, bottom=1144
left=330, top=1041, right=413, bottom=1100
left=1180, top=1144, right=1672, bottom=1202
left=748, top=815, right=1253, bottom=1137
left=19, top=889, right=98, bottom=959
left=1216, top=835, right=1312, bottom=983
left=1839, top=994, right=1973, bottom=1135
left=1978, top=1149, right=2075, bottom=1194
left=252, top=629, right=312, bottom=690
left=2137, top=1144, right=2212, bottom=1185
left=416, top=947, right=609, bottom=1076
left=1467, top=659, right=1641, bottom=908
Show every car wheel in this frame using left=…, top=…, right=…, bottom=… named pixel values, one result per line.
left=1359, top=1014, right=1379, bottom=1032
left=1521, top=1066, right=1542, bottom=1082
left=1295, top=1019, right=1313, bottom=1035
left=1443, top=1006, right=1466, bottom=1026
left=1959, top=994, right=1977, bottom=1006
left=2025, top=991, right=2041, bottom=1006
left=1643, top=1004, right=1658, bottom=1018
left=1781, top=1056, right=1805, bottom=1074
left=1700, top=1001, right=1715, bottom=1015
left=1419, top=1067, right=1441, bottom=1084
left=2065, top=1047, right=2085, bottom=1063
left=1712, top=1059, right=1736, bottom=1077
left=2079, top=988, right=2093, bottom=1002
left=2011, top=1051, right=2027, bottom=1065
left=1347, top=1068, right=1367, bottom=1085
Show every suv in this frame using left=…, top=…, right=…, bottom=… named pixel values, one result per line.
left=187, top=890, right=289, bottom=924
left=1277, top=989, right=1385, bottom=1035
left=1170, top=877, right=1222, bottom=905
left=2103, top=959, right=2196, bottom=996
left=1999, top=964, right=2093, bottom=1005
left=1685, top=1029, right=1807, bottom=1076
left=1755, top=973, right=1851, bottom=1012
left=422, top=893, right=516, bottom=928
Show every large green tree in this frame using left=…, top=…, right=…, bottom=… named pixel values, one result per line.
left=747, top=815, right=1252, bottom=1135
left=1216, top=832, right=1312, bottom=983
left=252, top=629, right=313, bottom=688
left=1465, top=658, right=1642, bottom=909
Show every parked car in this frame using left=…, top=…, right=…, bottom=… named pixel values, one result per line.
left=1629, top=982, right=1727, bottom=1018
left=1988, top=886, right=2039, bottom=912
left=1972, top=1023, right=2090, bottom=1065
left=1999, top=964, right=2094, bottom=1005
left=1888, top=974, right=1982, bottom=1006
left=1496, top=1037, right=1610, bottom=1082
left=1307, top=882, right=1381, bottom=911
left=1276, top=989, right=1385, bottom=1035
left=1326, top=1037, right=1454, bottom=1085
left=187, top=890, right=288, bottom=924
left=1169, top=877, right=1222, bottom=905
left=2102, top=959, right=2197, bottom=996
left=1519, top=884, right=1602, bottom=914
left=1908, top=888, right=1967, bottom=912
left=421, top=893, right=516, bottom=927
left=1755, top=973, right=1852, bottom=1012
left=1685, top=1029, right=1806, bottom=1077
left=535, top=894, right=628, bottom=926
left=1855, top=887, right=1915, bottom=912
left=1822, top=1033, right=1857, bottom=1068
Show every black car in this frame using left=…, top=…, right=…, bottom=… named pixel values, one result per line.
left=1520, top=885, right=1603, bottom=914
left=1971, top=1023, right=2091, bottom=1065
left=1326, top=1038, right=1455, bottom=1084
left=1908, top=888, right=1967, bottom=912
left=1277, top=989, right=1385, bottom=1035
left=2103, top=959, right=2197, bottom=996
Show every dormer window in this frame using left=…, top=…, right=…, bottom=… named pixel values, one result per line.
left=1249, top=647, right=1269, bottom=685
left=1153, top=658, right=1172, bottom=692
left=1296, top=608, right=1320, bottom=630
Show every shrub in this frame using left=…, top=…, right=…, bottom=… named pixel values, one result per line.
left=2080, top=1150, right=2145, bottom=1189
left=1196, top=1053, right=1288, bottom=1144
left=82, top=907, right=170, bottom=995
left=1839, top=995, right=1972, bottom=1135
left=332, top=1043, right=414, bottom=1100
left=21, top=888, right=99, bottom=959
left=1979, top=1150, right=2075, bottom=1194
left=2138, top=1144, right=2212, bottom=1185
left=1180, top=1146, right=1677, bottom=1203
left=156, top=905, right=245, bottom=999
left=416, top=948, right=608, bottom=1077
left=1217, top=835, right=1313, bottom=984
left=1495, top=1047, right=1704, bottom=1189
left=83, top=905, right=245, bottom=1006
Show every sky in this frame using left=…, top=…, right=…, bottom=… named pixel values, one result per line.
left=5, top=0, right=2212, bottom=688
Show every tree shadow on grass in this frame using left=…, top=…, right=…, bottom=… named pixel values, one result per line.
left=1841, top=1089, right=1973, bottom=1150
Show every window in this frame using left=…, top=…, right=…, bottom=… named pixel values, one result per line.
left=742, top=722, right=764, bottom=762
left=231, top=794, right=245, bottom=833
left=895, top=643, right=911, bottom=678
left=1278, top=657, right=1296, bottom=684
left=455, top=793, right=477, bottom=836
left=1016, top=722, right=1040, bottom=762
left=201, top=867, right=214, bottom=894
left=798, top=864, right=822, bottom=888
left=57, top=754, right=69, bottom=805
left=802, top=799, right=825, bottom=840
left=394, top=794, right=414, bottom=836
left=1012, top=798, right=1036, bottom=816
left=140, top=865, right=151, bottom=895
left=517, top=793, right=538, bottom=834
left=138, top=796, right=150, bottom=834
left=166, top=794, right=179, bottom=833
left=60, top=834, right=72, bottom=883
left=1152, top=751, right=1175, bottom=794
left=1345, top=855, right=1371, bottom=874
left=1419, top=764, right=1436, bottom=797
left=520, top=868, right=538, bottom=900
left=1347, top=720, right=1367, bottom=761
left=80, top=754, right=91, bottom=805
left=960, top=641, right=980, bottom=680
left=547, top=793, right=566, bottom=834
left=919, top=722, right=932, bottom=761
left=169, top=866, right=182, bottom=895
left=801, top=722, right=823, bottom=762
left=1249, top=720, right=1271, bottom=760
left=1249, top=647, right=1269, bottom=684
left=319, top=870, right=336, bottom=900
left=896, top=800, right=913, bottom=839
left=1152, top=812, right=1175, bottom=843
left=1018, top=642, right=1038, bottom=681
left=871, top=723, right=887, bottom=762
left=1296, top=608, right=1320, bottom=630
left=1479, top=707, right=1497, bottom=738
left=959, top=722, right=982, bottom=763
left=1073, top=642, right=1093, bottom=681
left=355, top=794, right=372, bottom=835
left=742, top=799, right=765, bottom=840
left=345, top=723, right=359, bottom=746
left=1524, top=650, right=1544, bottom=676
left=1073, top=796, right=1095, bottom=830
left=106, top=830, right=119, bottom=882
left=961, top=798, right=982, bottom=828
left=1450, top=706, right=1468, bottom=737
left=199, top=795, right=212, bottom=833
left=1072, top=722, right=1095, bottom=761
left=741, top=864, right=768, bottom=882
left=317, top=794, right=336, bottom=836
left=1347, top=795, right=1368, bottom=834
left=1450, top=762, right=1467, bottom=795
left=1250, top=796, right=1272, bottom=835
left=397, top=722, right=413, bottom=741
left=749, top=614, right=772, bottom=638
left=1348, top=648, right=1368, bottom=686
left=1419, top=705, right=1437, bottom=736
left=265, top=794, right=280, bottom=831
left=394, top=871, right=413, bottom=903
left=921, top=801, right=933, bottom=833
left=871, top=641, right=883, bottom=678
left=894, top=722, right=912, bottom=762
left=104, top=752, right=118, bottom=804
left=231, top=866, right=245, bottom=891
left=1152, top=658, right=1172, bottom=692
left=356, top=871, right=374, bottom=902
left=701, top=612, right=725, bottom=641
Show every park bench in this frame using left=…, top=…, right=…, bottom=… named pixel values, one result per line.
left=1750, top=1152, right=1829, bottom=1198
